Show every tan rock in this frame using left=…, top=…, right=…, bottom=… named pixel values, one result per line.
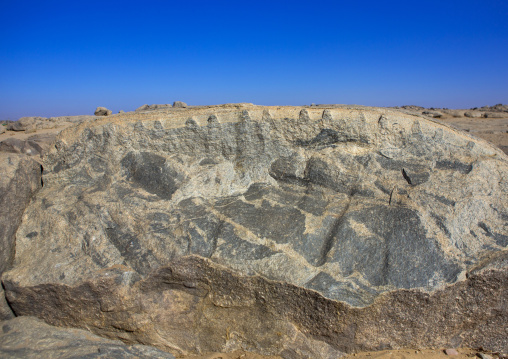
left=2, top=105, right=508, bottom=358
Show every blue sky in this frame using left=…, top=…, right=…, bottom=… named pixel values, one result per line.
left=1, top=0, right=507, bottom=120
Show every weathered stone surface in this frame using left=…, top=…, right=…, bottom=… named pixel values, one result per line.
left=483, top=112, right=506, bottom=118
left=422, top=110, right=443, bottom=118
left=0, top=153, right=42, bottom=319
left=6, top=122, right=25, bottom=131
left=94, top=107, right=112, bottom=116
left=2, top=106, right=508, bottom=357
left=0, top=316, right=175, bottom=358
left=0, top=286, right=14, bottom=320
left=0, top=138, right=44, bottom=157
left=173, top=101, right=188, bottom=108
left=464, top=111, right=483, bottom=118
left=444, top=348, right=459, bottom=355
left=136, top=104, right=172, bottom=112
left=48, top=115, right=97, bottom=124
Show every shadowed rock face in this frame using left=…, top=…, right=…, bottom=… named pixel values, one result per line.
left=0, top=316, right=175, bottom=359
left=0, top=153, right=42, bottom=320
left=2, top=106, right=508, bottom=357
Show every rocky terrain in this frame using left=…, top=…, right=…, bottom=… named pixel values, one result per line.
left=0, top=103, right=507, bottom=358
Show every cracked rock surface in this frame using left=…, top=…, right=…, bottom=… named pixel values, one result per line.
left=2, top=105, right=507, bottom=357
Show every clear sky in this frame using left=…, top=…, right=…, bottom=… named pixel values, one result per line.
left=1, top=0, right=507, bottom=120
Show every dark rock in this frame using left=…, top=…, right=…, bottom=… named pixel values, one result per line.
left=0, top=316, right=175, bottom=359
left=0, top=153, right=42, bottom=318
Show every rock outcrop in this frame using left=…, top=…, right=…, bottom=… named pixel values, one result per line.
left=135, top=104, right=172, bottom=112
left=173, top=101, right=188, bottom=108
left=2, top=105, right=507, bottom=357
left=464, top=111, right=483, bottom=118
left=0, top=316, right=175, bottom=358
left=94, top=107, right=112, bottom=116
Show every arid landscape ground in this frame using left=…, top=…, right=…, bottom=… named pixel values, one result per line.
left=0, top=103, right=506, bottom=359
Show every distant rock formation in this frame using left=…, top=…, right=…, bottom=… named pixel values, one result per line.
left=135, top=104, right=172, bottom=111
left=173, top=101, right=187, bottom=108
left=1, top=105, right=507, bottom=358
left=0, top=152, right=42, bottom=319
left=94, top=107, right=112, bottom=116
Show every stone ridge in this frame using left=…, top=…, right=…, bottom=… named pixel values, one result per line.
left=3, top=105, right=508, bottom=357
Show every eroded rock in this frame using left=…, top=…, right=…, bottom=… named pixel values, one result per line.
left=0, top=316, right=175, bottom=358
left=0, top=153, right=42, bottom=319
left=2, top=106, right=507, bottom=357
left=94, top=107, right=112, bottom=116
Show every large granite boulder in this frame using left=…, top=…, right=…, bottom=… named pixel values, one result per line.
left=2, top=106, right=507, bottom=357
left=0, top=316, right=175, bottom=358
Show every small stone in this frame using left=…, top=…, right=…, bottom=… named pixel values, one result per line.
left=477, top=354, right=493, bottom=359
left=445, top=348, right=459, bottom=355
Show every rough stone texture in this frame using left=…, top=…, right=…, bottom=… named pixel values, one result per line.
left=0, top=138, right=44, bottom=157
left=94, top=107, right=112, bottom=116
left=2, top=105, right=508, bottom=358
left=48, top=115, right=97, bottom=124
left=0, top=125, right=6, bottom=135
left=483, top=112, right=506, bottom=118
left=441, top=110, right=465, bottom=118
left=0, top=286, right=14, bottom=320
left=136, top=104, right=172, bottom=112
left=173, top=101, right=188, bottom=108
left=464, top=111, right=483, bottom=118
left=422, top=110, right=443, bottom=118
left=6, top=122, right=25, bottom=131
left=475, top=104, right=508, bottom=113
left=0, top=153, right=42, bottom=319
left=0, top=316, right=175, bottom=358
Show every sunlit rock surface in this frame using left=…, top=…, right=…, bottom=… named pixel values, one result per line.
left=3, top=105, right=507, bottom=357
